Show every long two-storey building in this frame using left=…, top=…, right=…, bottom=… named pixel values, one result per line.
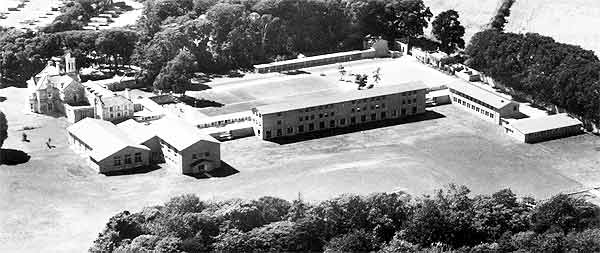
left=251, top=81, right=428, bottom=140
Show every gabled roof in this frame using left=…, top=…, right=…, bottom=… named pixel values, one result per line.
left=149, top=116, right=220, bottom=152
left=48, top=75, right=77, bottom=91
left=35, top=64, right=60, bottom=78
left=99, top=95, right=132, bottom=107
left=447, top=81, right=514, bottom=109
left=67, top=118, right=149, bottom=161
left=117, top=119, right=157, bottom=144
left=510, top=114, right=583, bottom=134
left=254, top=80, right=428, bottom=114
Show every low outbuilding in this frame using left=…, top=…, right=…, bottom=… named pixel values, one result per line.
left=504, top=113, right=583, bottom=143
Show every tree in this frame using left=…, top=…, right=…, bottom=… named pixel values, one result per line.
left=338, top=64, right=346, bottom=80
left=163, top=194, right=205, bottom=215
left=532, top=194, right=600, bottom=234
left=152, top=49, right=196, bottom=93
left=90, top=211, right=147, bottom=252
left=352, top=0, right=432, bottom=43
left=95, top=29, right=138, bottom=72
left=432, top=10, right=465, bottom=54
left=254, top=196, right=291, bottom=223
left=355, top=74, right=368, bottom=89
left=372, top=67, right=381, bottom=83
left=324, top=229, right=376, bottom=252
left=0, top=110, right=6, bottom=149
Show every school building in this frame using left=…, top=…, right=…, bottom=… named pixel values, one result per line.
left=447, top=81, right=520, bottom=125
left=251, top=81, right=428, bottom=140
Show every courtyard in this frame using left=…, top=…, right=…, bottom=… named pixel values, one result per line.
left=2, top=84, right=600, bottom=252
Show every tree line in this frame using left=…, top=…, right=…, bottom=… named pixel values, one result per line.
left=131, top=0, right=445, bottom=92
left=465, top=29, right=600, bottom=125
left=90, top=185, right=600, bottom=252
left=0, top=28, right=137, bottom=83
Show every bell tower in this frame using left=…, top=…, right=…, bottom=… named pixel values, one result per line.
left=65, top=51, right=76, bottom=74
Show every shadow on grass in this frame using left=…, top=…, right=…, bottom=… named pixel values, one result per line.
left=184, top=161, right=239, bottom=179
left=282, top=70, right=310, bottom=75
left=102, top=164, right=161, bottom=176
left=0, top=149, right=31, bottom=165
left=268, top=110, right=446, bottom=145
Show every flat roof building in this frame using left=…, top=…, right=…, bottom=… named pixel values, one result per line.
left=67, top=118, right=151, bottom=173
left=447, top=81, right=520, bottom=124
left=251, top=80, right=428, bottom=140
left=504, top=114, right=583, bottom=143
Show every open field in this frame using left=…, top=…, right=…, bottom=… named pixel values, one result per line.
left=505, top=0, right=600, bottom=56
left=2, top=83, right=600, bottom=251
left=423, top=0, right=499, bottom=44
left=424, top=0, right=600, bottom=56
left=0, top=0, right=63, bottom=30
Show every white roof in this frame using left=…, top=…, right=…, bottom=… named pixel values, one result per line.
left=83, top=80, right=115, bottom=97
left=447, top=81, right=514, bottom=109
left=149, top=117, right=220, bottom=151
left=254, top=81, right=428, bottom=114
left=254, top=50, right=365, bottom=69
left=117, top=119, right=156, bottom=144
left=510, top=113, right=582, bottom=134
left=67, top=118, right=149, bottom=161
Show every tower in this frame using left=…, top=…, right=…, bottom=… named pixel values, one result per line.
left=65, top=51, right=76, bottom=74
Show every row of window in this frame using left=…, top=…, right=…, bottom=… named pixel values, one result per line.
left=192, top=152, right=211, bottom=159
left=449, top=88, right=496, bottom=111
left=262, top=107, right=417, bottom=138
left=113, top=152, right=143, bottom=166
left=454, top=97, right=495, bottom=119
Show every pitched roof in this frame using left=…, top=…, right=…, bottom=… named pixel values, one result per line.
left=149, top=116, right=219, bottom=152
left=35, top=64, right=60, bottom=78
left=254, top=81, right=428, bottom=114
left=510, top=113, right=583, bottom=134
left=67, top=118, right=149, bottom=161
left=117, top=119, right=157, bottom=144
left=48, top=75, right=77, bottom=91
left=99, top=95, right=132, bottom=107
left=447, top=81, right=514, bottom=109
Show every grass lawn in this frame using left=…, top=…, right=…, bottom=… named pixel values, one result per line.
left=2, top=85, right=600, bottom=252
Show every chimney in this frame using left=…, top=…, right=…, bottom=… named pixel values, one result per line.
left=125, top=88, right=131, bottom=100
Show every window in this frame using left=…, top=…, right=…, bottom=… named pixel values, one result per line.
left=124, top=154, right=132, bottom=164
left=412, top=107, right=417, bottom=114
left=324, top=113, right=328, bottom=117
left=277, top=129, right=282, bottom=136
left=319, top=114, right=323, bottom=118
left=309, top=123, right=314, bottom=131
left=340, top=118, right=346, bottom=125
left=331, top=112, right=335, bottom=116
left=134, top=153, right=142, bottom=163
left=382, top=103, right=386, bottom=108
left=310, top=115, right=315, bottom=120
left=305, top=116, right=309, bottom=120
left=287, top=127, right=293, bottom=134
left=113, top=156, right=121, bottom=166
left=351, top=108, right=355, bottom=113
left=298, top=125, right=304, bottom=133
left=371, top=113, right=376, bottom=120
left=319, top=121, right=325, bottom=129
left=401, top=108, right=406, bottom=116
left=266, top=130, right=271, bottom=138
left=193, top=154, right=197, bottom=159
left=350, top=117, right=356, bottom=124
left=381, top=111, right=387, bottom=119
left=277, top=112, right=282, bottom=117
left=392, top=110, right=397, bottom=117
left=299, top=117, right=303, bottom=122
left=205, top=152, right=210, bottom=157
left=361, top=115, right=366, bottom=122
left=330, top=120, right=335, bottom=127
left=277, top=120, right=282, bottom=125
left=413, top=98, right=416, bottom=103
left=514, top=106, right=518, bottom=111
left=402, top=100, right=406, bottom=105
